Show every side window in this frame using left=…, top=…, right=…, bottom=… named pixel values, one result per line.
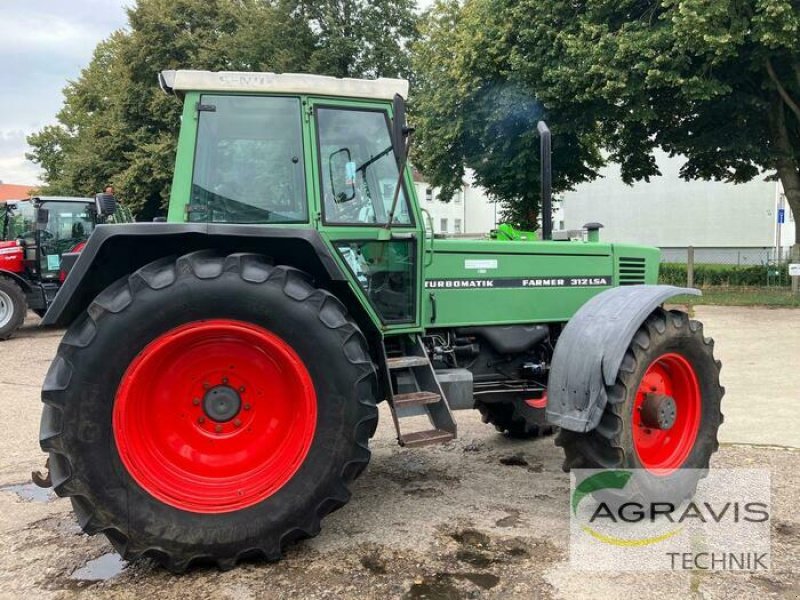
left=4, top=203, right=34, bottom=240
left=317, top=107, right=412, bottom=226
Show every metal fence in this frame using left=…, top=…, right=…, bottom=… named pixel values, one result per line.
left=659, top=246, right=783, bottom=266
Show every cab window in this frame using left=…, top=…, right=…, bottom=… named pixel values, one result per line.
left=316, top=107, right=412, bottom=226
left=190, top=95, right=307, bottom=223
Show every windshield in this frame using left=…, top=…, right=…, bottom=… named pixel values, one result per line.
left=190, top=95, right=308, bottom=224
left=40, top=201, right=96, bottom=252
left=317, top=107, right=412, bottom=226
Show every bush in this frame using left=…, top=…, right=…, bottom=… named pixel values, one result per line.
left=658, top=263, right=790, bottom=287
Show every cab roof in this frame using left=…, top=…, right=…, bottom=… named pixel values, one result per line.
left=3, top=196, right=94, bottom=206
left=159, top=70, right=409, bottom=101
left=32, top=196, right=94, bottom=203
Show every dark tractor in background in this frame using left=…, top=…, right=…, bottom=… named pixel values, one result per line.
left=0, top=195, right=126, bottom=339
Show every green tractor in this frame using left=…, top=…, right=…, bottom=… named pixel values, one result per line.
left=38, top=70, right=723, bottom=571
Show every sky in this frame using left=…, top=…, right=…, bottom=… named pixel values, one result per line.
left=0, top=1, right=131, bottom=186
left=0, top=0, right=435, bottom=188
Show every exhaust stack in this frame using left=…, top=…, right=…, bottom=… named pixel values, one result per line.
left=537, top=121, right=552, bottom=241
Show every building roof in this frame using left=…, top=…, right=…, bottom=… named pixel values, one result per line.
left=159, top=70, right=409, bottom=101
left=0, top=183, right=35, bottom=202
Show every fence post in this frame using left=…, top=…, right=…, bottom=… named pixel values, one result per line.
left=792, top=246, right=800, bottom=296
left=687, top=246, right=695, bottom=288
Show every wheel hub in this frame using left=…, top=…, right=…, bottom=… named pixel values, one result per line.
left=113, top=319, right=317, bottom=514
left=632, top=352, right=702, bottom=473
left=0, top=290, right=12, bottom=328
left=203, top=385, right=241, bottom=422
left=639, top=393, right=677, bottom=430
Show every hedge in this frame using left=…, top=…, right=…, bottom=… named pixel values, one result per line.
left=658, top=262, right=791, bottom=287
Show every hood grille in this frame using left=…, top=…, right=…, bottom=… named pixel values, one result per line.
left=618, top=257, right=646, bottom=285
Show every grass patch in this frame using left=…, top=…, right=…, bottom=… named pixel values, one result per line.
left=671, top=287, right=800, bottom=308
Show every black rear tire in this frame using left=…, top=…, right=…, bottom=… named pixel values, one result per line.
left=556, top=308, right=724, bottom=501
left=39, top=251, right=379, bottom=572
left=0, top=277, right=26, bottom=340
left=477, top=397, right=554, bottom=439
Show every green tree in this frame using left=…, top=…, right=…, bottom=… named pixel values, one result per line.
left=27, top=0, right=419, bottom=219
left=412, top=0, right=603, bottom=229
left=304, top=0, right=418, bottom=78
left=413, top=0, right=800, bottom=250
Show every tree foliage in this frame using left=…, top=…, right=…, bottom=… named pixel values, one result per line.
left=413, top=0, right=800, bottom=244
left=27, top=0, right=418, bottom=220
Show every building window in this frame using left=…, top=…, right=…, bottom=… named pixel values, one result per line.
left=455, top=190, right=462, bottom=204
left=440, top=218, right=448, bottom=233
left=454, top=218, right=462, bottom=234
left=425, top=187, right=433, bottom=202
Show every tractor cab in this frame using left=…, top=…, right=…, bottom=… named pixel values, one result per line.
left=162, top=70, right=421, bottom=327
left=0, top=195, right=130, bottom=338
left=1, top=196, right=126, bottom=280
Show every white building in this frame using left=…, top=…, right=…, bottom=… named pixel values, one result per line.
left=413, top=168, right=556, bottom=236
left=561, top=150, right=795, bottom=264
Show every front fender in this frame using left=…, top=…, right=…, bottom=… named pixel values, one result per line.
left=545, top=284, right=699, bottom=432
left=0, top=269, right=32, bottom=293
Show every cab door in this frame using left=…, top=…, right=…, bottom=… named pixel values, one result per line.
left=307, top=98, right=424, bottom=333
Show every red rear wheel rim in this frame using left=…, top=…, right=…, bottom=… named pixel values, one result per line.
left=632, top=352, right=701, bottom=474
left=113, top=319, right=317, bottom=513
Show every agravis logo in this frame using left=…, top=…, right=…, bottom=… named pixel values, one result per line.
left=571, top=470, right=683, bottom=547
left=569, top=469, right=772, bottom=571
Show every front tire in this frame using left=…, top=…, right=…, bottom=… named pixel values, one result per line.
left=39, top=251, right=378, bottom=571
left=556, top=308, right=723, bottom=498
left=0, top=277, right=26, bottom=340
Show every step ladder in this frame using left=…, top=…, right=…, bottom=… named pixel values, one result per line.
left=383, top=335, right=457, bottom=447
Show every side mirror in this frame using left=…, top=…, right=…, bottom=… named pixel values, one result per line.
left=95, top=193, right=117, bottom=217
left=328, top=148, right=356, bottom=203
left=35, top=207, right=49, bottom=231
left=392, top=94, right=407, bottom=161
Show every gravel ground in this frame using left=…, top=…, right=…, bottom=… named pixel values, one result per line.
left=0, top=307, right=797, bottom=600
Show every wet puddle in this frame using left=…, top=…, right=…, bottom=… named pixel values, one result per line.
left=0, top=482, right=55, bottom=503
left=70, top=553, right=127, bottom=582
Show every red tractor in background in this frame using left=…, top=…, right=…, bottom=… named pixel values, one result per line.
left=0, top=195, right=127, bottom=339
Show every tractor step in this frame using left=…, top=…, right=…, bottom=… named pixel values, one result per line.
left=383, top=335, right=457, bottom=448
left=387, top=356, right=430, bottom=369
left=392, top=391, right=441, bottom=408
left=400, top=429, right=455, bottom=448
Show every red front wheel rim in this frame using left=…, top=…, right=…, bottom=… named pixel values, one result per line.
left=632, top=352, right=701, bottom=474
left=113, top=319, right=317, bottom=513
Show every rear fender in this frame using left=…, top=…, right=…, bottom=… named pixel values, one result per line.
left=42, top=223, right=350, bottom=328
left=545, top=285, right=700, bottom=432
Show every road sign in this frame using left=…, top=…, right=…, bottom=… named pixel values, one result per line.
left=778, top=208, right=785, bottom=224
left=789, top=264, right=800, bottom=277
